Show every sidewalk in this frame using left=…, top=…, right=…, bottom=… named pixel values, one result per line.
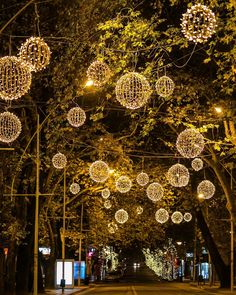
left=39, top=286, right=90, bottom=295
left=190, top=282, right=236, bottom=294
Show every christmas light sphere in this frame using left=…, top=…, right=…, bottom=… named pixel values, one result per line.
left=146, top=182, right=164, bottom=202
left=167, top=164, right=189, bottom=187
left=101, top=188, right=110, bottom=199
left=69, top=182, right=80, bottom=194
left=115, top=209, right=129, bottom=224
left=176, top=128, right=205, bottom=158
left=191, top=158, right=203, bottom=171
left=171, top=211, right=183, bottom=224
left=0, top=56, right=31, bottom=100
left=67, top=107, right=86, bottom=127
left=197, top=180, right=215, bottom=199
left=155, top=208, right=169, bottom=224
left=184, top=212, right=192, bottom=222
left=108, top=222, right=118, bottom=234
left=52, top=152, right=67, bottom=169
left=104, top=200, right=112, bottom=209
left=136, top=206, right=143, bottom=215
left=181, top=4, right=217, bottom=44
left=87, top=60, right=110, bottom=87
left=0, top=111, right=22, bottom=143
left=155, top=75, right=175, bottom=98
left=19, top=37, right=51, bottom=71
left=116, top=176, right=132, bottom=193
left=136, top=172, right=149, bottom=186
left=89, top=160, right=109, bottom=183
left=115, top=72, right=152, bottom=109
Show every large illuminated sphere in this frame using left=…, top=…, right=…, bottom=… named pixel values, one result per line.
left=191, top=158, right=203, bottom=171
left=155, top=208, right=169, bottom=224
left=67, top=107, right=86, bottom=127
left=115, top=72, right=152, bottom=109
left=101, top=188, right=110, bottom=199
left=116, top=176, right=132, bottom=193
left=52, top=152, right=67, bottom=169
left=136, top=172, right=149, bottom=186
left=0, top=111, right=22, bottom=143
left=136, top=206, right=143, bottom=215
left=146, top=182, right=164, bottom=202
left=184, top=212, right=192, bottom=222
left=167, top=164, right=189, bottom=187
left=197, top=180, right=215, bottom=199
left=69, top=182, right=80, bottom=194
left=19, top=37, right=51, bottom=71
left=171, top=211, right=183, bottom=224
left=115, top=209, right=129, bottom=224
left=89, top=160, right=109, bottom=183
left=176, top=128, right=205, bottom=158
left=181, top=4, right=217, bottom=44
left=0, top=56, right=31, bottom=100
left=87, top=60, right=110, bottom=87
left=104, top=200, right=112, bottom=209
left=155, top=75, right=175, bottom=98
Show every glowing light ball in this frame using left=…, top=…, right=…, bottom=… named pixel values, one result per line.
left=89, top=160, right=109, bottom=183
left=108, top=222, right=118, bottom=234
left=155, top=75, right=175, bottom=98
left=115, top=209, right=129, bottom=224
left=171, top=211, right=183, bottom=224
left=146, top=182, right=164, bottom=202
left=0, top=56, right=31, bottom=100
left=167, top=164, right=189, bottom=187
left=52, top=152, right=67, bottom=169
left=176, top=128, right=205, bottom=158
left=181, top=4, right=217, bottom=44
left=104, top=200, right=112, bottom=209
left=155, top=208, right=169, bottom=224
left=184, top=212, right=192, bottom=222
left=0, top=111, right=22, bottom=143
left=136, top=206, right=143, bottom=215
left=101, top=188, right=110, bottom=199
left=69, top=183, right=80, bottom=194
left=115, top=72, right=152, bottom=109
left=136, top=172, right=149, bottom=186
left=67, top=107, right=86, bottom=127
left=197, top=180, right=215, bottom=199
left=116, top=176, right=132, bottom=193
left=191, top=158, right=203, bottom=171
left=19, top=37, right=51, bottom=71
left=87, top=60, right=110, bottom=87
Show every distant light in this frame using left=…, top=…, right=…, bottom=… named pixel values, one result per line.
left=198, top=193, right=204, bottom=199
left=176, top=241, right=182, bottom=246
left=214, top=107, right=222, bottom=113
left=85, top=79, right=94, bottom=87
left=109, top=169, right=115, bottom=174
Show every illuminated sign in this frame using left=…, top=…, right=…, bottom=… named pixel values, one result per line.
left=55, top=259, right=74, bottom=288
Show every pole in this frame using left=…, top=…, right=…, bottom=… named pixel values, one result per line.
left=231, top=216, right=234, bottom=292
left=78, top=202, right=84, bottom=286
left=62, top=167, right=66, bottom=293
left=193, top=216, right=197, bottom=282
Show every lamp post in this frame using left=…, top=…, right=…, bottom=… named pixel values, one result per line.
left=78, top=202, right=84, bottom=286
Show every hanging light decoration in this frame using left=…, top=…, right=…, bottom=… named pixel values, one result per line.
left=69, top=182, right=80, bottom=194
left=108, top=222, right=118, bottom=234
left=89, top=160, right=109, bottom=183
left=191, top=158, right=203, bottom=171
left=171, top=211, right=183, bottom=224
left=115, top=72, right=152, bottom=109
left=136, top=172, right=149, bottom=186
left=116, top=176, right=132, bottom=193
left=52, top=152, right=67, bottom=169
left=197, top=180, right=215, bottom=199
left=155, top=208, right=169, bottom=224
left=101, top=188, right=110, bottom=199
left=181, top=4, right=217, bottom=44
left=176, top=128, right=205, bottom=158
left=167, top=164, right=189, bottom=187
left=146, top=182, right=164, bottom=202
left=0, top=56, right=31, bottom=100
left=104, top=200, right=112, bottom=209
left=155, top=75, right=175, bottom=98
left=0, top=111, right=22, bottom=143
left=115, top=209, right=129, bottom=224
left=87, top=60, right=110, bottom=87
left=136, top=206, right=143, bottom=215
left=184, top=212, right=192, bottom=222
left=19, top=37, right=51, bottom=72
left=67, top=106, right=86, bottom=127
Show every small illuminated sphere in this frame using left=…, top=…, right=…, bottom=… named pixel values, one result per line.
left=0, top=111, right=22, bottom=143
left=115, top=72, right=152, bottom=109
left=197, top=180, right=215, bottom=199
left=176, top=128, right=205, bottom=158
left=171, top=211, right=183, bottom=224
left=155, top=76, right=175, bottom=98
left=155, top=208, right=169, bottom=224
left=67, top=107, right=86, bottom=127
left=0, top=56, right=32, bottom=100
left=104, top=200, right=112, bottom=209
left=108, top=222, right=118, bottom=234
left=146, top=182, right=164, bottom=202
left=87, top=60, right=110, bottom=87
left=136, top=172, right=149, bottom=186
left=191, top=158, right=203, bottom=171
left=116, top=176, right=132, bottom=193
left=181, top=4, right=217, bottom=44
left=167, top=164, right=189, bottom=187
left=184, top=212, right=192, bottom=222
left=136, top=206, right=143, bottom=215
left=19, top=37, right=51, bottom=71
left=52, top=152, right=67, bottom=169
left=101, top=188, right=110, bottom=199
left=69, top=182, right=80, bottom=194
left=115, top=209, right=129, bottom=224
left=89, top=160, right=109, bottom=183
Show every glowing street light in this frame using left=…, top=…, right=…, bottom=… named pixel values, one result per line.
left=85, top=79, right=94, bottom=87
left=214, top=106, right=222, bottom=114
